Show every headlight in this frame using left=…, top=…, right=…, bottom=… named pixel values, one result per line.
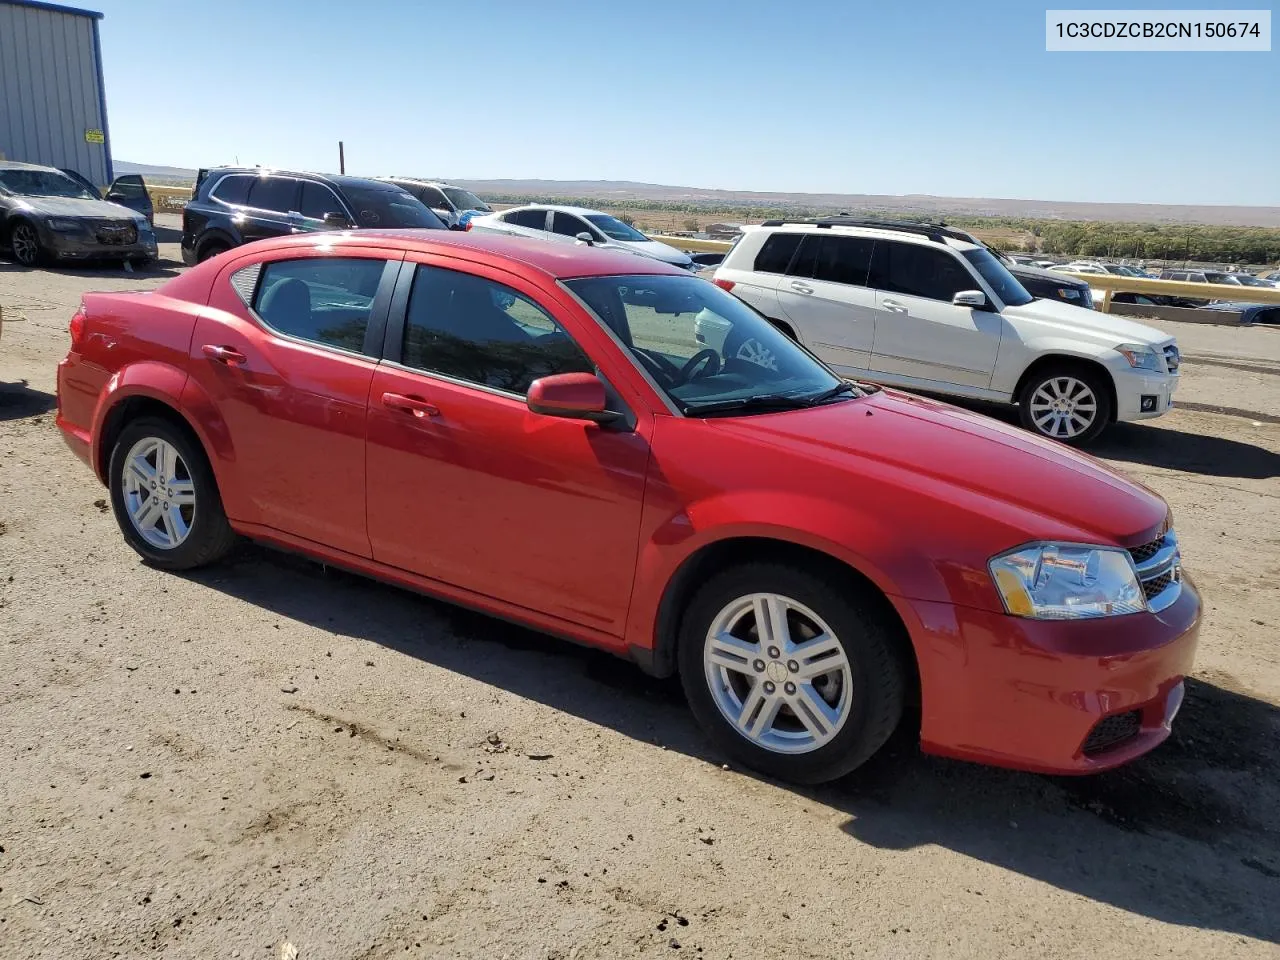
left=989, top=543, right=1146, bottom=619
left=1116, top=343, right=1163, bottom=371
left=46, top=218, right=82, bottom=232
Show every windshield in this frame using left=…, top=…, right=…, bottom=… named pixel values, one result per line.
left=962, top=249, right=1033, bottom=306
left=443, top=187, right=490, bottom=212
left=1205, top=273, right=1241, bottom=284
left=341, top=184, right=445, bottom=229
left=1234, top=275, right=1268, bottom=286
left=564, top=274, right=857, bottom=415
left=0, top=169, right=96, bottom=200
left=585, top=214, right=648, bottom=242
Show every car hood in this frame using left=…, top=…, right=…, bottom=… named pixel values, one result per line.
left=617, top=238, right=693, bottom=267
left=720, top=389, right=1167, bottom=546
left=1009, top=263, right=1088, bottom=288
left=1002, top=295, right=1170, bottom=345
left=8, top=195, right=140, bottom=220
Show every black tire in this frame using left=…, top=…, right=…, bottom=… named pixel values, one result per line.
left=9, top=219, right=43, bottom=267
left=197, top=240, right=229, bottom=263
left=1017, top=362, right=1113, bottom=446
left=108, top=416, right=236, bottom=570
left=678, top=562, right=906, bottom=784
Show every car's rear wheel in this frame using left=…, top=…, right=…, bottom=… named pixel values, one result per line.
left=108, top=417, right=236, bottom=570
left=678, top=563, right=906, bottom=784
left=1018, top=363, right=1112, bottom=446
left=197, top=240, right=229, bottom=263
left=10, top=220, right=43, bottom=266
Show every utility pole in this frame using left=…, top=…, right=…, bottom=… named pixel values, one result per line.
left=338, top=141, right=345, bottom=175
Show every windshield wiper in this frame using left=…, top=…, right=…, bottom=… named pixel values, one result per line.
left=683, top=393, right=816, bottom=417
left=805, top=381, right=860, bottom=404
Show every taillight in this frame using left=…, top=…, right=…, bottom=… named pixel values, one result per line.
left=713, top=278, right=736, bottom=292
left=69, top=305, right=86, bottom=349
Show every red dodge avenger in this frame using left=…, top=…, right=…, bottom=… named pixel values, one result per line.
left=56, top=230, right=1199, bottom=783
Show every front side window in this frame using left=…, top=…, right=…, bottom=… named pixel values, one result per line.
left=871, top=241, right=976, bottom=302
left=961, top=248, right=1033, bottom=306
left=211, top=175, right=252, bottom=205
left=253, top=257, right=387, bottom=352
left=247, top=177, right=298, bottom=214
left=111, top=176, right=147, bottom=199
left=584, top=214, right=647, bottom=242
left=443, top=187, right=490, bottom=212
left=298, top=182, right=346, bottom=220
left=418, top=186, right=450, bottom=209
left=401, top=267, right=594, bottom=395
left=552, top=212, right=593, bottom=238
left=566, top=274, right=856, bottom=415
left=504, top=209, right=549, bottom=230
left=339, top=183, right=444, bottom=228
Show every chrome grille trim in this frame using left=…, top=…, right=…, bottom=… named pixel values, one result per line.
left=1129, top=530, right=1182, bottom=612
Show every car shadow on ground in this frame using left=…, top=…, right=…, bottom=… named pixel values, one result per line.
left=184, top=544, right=1280, bottom=945
left=0, top=255, right=181, bottom=279
left=0, top=379, right=56, bottom=421
left=935, top=396, right=1278, bottom=480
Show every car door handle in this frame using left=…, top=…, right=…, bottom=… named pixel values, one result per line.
left=201, top=344, right=247, bottom=365
left=381, top=392, right=439, bottom=418
left=790, top=281, right=814, bottom=294
left=882, top=298, right=909, bottom=313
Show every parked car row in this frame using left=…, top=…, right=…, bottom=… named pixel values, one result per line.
left=55, top=226, right=1199, bottom=786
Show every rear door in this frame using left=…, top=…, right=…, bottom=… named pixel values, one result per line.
left=719, top=231, right=801, bottom=322
left=774, top=234, right=877, bottom=372
left=497, top=208, right=552, bottom=240
left=105, top=174, right=153, bottom=222
left=866, top=240, right=1002, bottom=389
left=240, top=176, right=301, bottom=244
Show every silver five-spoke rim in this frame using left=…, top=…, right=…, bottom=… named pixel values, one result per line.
left=122, top=437, right=196, bottom=550
left=1029, top=376, right=1097, bottom=439
left=736, top=338, right=779, bottom=371
left=704, top=593, right=852, bottom=754
left=12, top=224, right=38, bottom=264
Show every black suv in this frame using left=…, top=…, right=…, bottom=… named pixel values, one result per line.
left=181, top=168, right=446, bottom=265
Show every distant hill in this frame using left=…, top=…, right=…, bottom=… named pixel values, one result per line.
left=117, top=162, right=1280, bottom=227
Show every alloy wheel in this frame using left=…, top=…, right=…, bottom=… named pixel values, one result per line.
left=11, top=223, right=39, bottom=266
left=1028, top=376, right=1098, bottom=439
left=703, top=592, right=853, bottom=754
left=121, top=437, right=197, bottom=550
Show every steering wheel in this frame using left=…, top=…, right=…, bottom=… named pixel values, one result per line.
left=678, top=349, right=721, bottom=383
left=635, top=349, right=683, bottom=385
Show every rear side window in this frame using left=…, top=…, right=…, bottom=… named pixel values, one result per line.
left=210, top=175, right=251, bottom=205
left=253, top=258, right=387, bottom=352
left=401, top=266, right=594, bottom=395
left=870, top=241, right=974, bottom=302
left=504, top=209, right=549, bottom=230
left=247, top=177, right=298, bottom=214
left=812, top=236, right=875, bottom=287
left=753, top=233, right=802, bottom=274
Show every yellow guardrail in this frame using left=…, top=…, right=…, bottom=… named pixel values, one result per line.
left=649, top=235, right=736, bottom=253
left=1059, top=272, right=1280, bottom=311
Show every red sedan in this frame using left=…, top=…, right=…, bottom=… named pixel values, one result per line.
left=55, top=230, right=1199, bottom=783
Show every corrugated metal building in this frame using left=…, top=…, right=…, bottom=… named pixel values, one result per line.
left=0, top=0, right=112, bottom=186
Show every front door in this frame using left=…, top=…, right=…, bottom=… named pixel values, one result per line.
left=866, top=239, right=1002, bottom=390
left=365, top=260, right=650, bottom=633
left=186, top=250, right=401, bottom=557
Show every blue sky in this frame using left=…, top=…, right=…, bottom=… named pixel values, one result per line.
left=88, top=0, right=1277, bottom=205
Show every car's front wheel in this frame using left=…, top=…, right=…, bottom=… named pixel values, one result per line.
left=9, top=220, right=43, bottom=266
left=108, top=417, right=236, bottom=570
left=1018, top=363, right=1112, bottom=445
left=678, top=563, right=906, bottom=784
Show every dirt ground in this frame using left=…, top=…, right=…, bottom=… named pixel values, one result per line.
left=2, top=219, right=1278, bottom=960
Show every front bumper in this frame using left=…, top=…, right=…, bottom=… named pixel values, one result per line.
left=1112, top=366, right=1178, bottom=422
left=894, top=575, right=1200, bottom=774
left=40, top=222, right=157, bottom=262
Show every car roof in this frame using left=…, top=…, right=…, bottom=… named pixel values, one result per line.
left=0, top=160, right=60, bottom=173
left=223, top=229, right=686, bottom=280
left=744, top=220, right=982, bottom=251
left=384, top=177, right=459, bottom=189
left=508, top=203, right=609, bottom=217
left=201, top=167, right=398, bottom=191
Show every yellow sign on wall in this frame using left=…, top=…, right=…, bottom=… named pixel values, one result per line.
left=85, top=129, right=104, bottom=144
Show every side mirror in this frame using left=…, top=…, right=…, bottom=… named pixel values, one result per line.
left=953, top=290, right=988, bottom=309
left=322, top=212, right=353, bottom=228
left=574, top=232, right=595, bottom=246
left=527, top=373, right=617, bottom=424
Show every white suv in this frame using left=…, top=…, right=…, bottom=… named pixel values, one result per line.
left=710, top=218, right=1181, bottom=445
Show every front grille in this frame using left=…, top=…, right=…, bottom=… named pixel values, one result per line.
left=1128, top=536, right=1165, bottom=565
left=1163, top=344, right=1181, bottom=373
left=95, top=221, right=138, bottom=245
left=1142, top=572, right=1173, bottom=600
left=1083, top=710, right=1142, bottom=756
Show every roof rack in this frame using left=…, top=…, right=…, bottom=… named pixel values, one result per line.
left=756, top=217, right=973, bottom=243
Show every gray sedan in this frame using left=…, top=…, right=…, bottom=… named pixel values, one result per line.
left=0, top=161, right=158, bottom=267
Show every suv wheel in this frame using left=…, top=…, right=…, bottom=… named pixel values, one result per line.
left=10, top=221, right=42, bottom=266
left=197, top=241, right=229, bottom=263
left=678, top=563, right=905, bottom=784
left=108, top=417, right=236, bottom=570
left=1018, top=363, right=1112, bottom=445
